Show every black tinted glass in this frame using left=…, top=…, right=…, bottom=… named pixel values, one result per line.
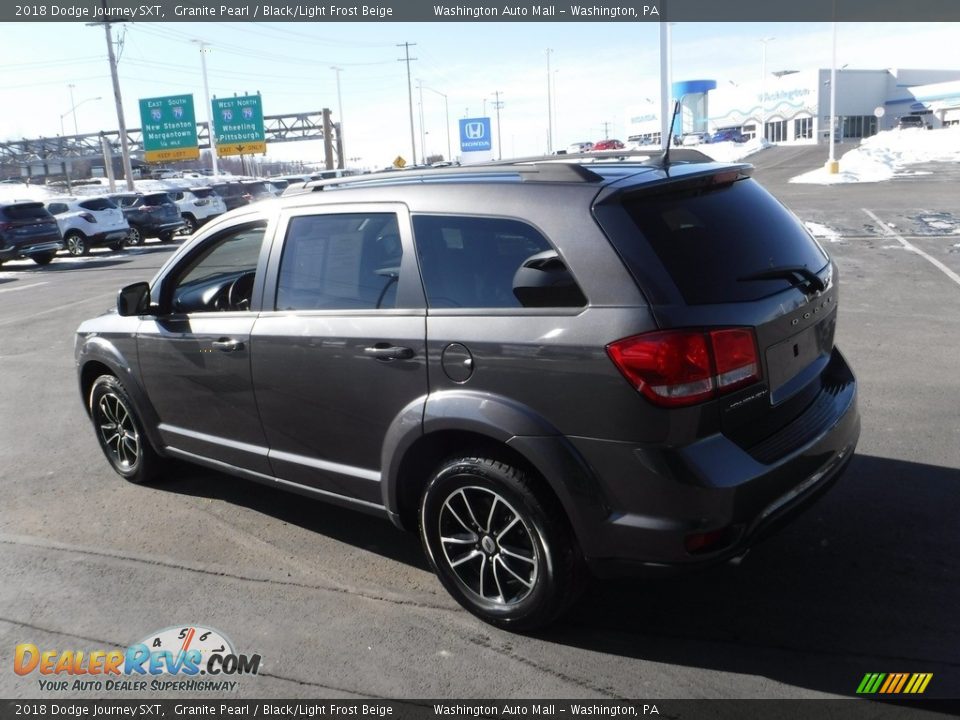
left=3, top=203, right=49, bottom=220
left=144, top=194, right=172, bottom=206
left=276, top=213, right=403, bottom=311
left=79, top=198, right=117, bottom=211
left=192, top=188, right=214, bottom=198
left=623, top=178, right=829, bottom=305
left=412, top=215, right=584, bottom=309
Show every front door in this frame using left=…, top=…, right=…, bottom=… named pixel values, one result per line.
left=138, top=221, right=273, bottom=475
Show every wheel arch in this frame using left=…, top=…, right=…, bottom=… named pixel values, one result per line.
left=382, top=390, right=609, bottom=555
left=77, top=340, right=166, bottom=456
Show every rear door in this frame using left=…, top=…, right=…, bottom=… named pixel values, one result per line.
left=250, top=203, right=427, bottom=505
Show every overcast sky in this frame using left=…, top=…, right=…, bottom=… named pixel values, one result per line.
left=1, top=21, right=958, bottom=168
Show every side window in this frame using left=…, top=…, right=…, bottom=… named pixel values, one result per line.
left=412, top=215, right=586, bottom=309
left=275, top=213, right=403, bottom=311
left=48, top=203, right=67, bottom=215
left=167, top=223, right=267, bottom=313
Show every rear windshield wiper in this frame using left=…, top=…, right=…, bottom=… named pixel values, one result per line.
left=738, top=266, right=826, bottom=293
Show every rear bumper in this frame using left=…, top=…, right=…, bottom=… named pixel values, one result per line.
left=0, top=238, right=64, bottom=260
left=570, top=348, right=860, bottom=577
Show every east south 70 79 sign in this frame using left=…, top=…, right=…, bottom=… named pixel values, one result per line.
left=138, top=94, right=200, bottom=163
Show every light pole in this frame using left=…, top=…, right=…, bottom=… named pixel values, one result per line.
left=193, top=40, right=219, bottom=176
left=60, top=96, right=101, bottom=138
left=331, top=66, right=345, bottom=165
left=417, top=79, right=426, bottom=163
left=59, top=96, right=101, bottom=191
left=421, top=84, right=450, bottom=161
left=827, top=19, right=839, bottom=173
left=759, top=36, right=775, bottom=142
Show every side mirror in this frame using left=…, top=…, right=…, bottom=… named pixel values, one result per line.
left=117, top=282, right=151, bottom=317
left=512, top=250, right=587, bottom=308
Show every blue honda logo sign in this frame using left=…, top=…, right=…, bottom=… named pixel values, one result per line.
left=459, top=117, right=492, bottom=152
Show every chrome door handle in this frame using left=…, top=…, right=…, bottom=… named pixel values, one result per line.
left=212, top=338, right=244, bottom=352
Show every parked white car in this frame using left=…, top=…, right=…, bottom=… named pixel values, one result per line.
left=168, top=187, right=228, bottom=233
left=44, top=197, right=130, bottom=256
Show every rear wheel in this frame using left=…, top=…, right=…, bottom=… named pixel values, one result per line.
left=127, top=226, right=144, bottom=246
left=159, top=232, right=175, bottom=243
left=419, top=456, right=585, bottom=631
left=89, top=374, right=164, bottom=484
left=30, top=252, right=56, bottom=265
left=183, top=215, right=198, bottom=234
left=108, top=241, right=125, bottom=252
left=65, top=231, right=88, bottom=256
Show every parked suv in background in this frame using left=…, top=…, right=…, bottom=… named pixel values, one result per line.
left=210, top=180, right=276, bottom=211
left=897, top=115, right=927, bottom=129
left=76, top=151, right=860, bottom=630
left=105, top=192, right=186, bottom=245
left=45, top=197, right=130, bottom=256
left=168, top=187, right=227, bottom=233
left=0, top=201, right=63, bottom=267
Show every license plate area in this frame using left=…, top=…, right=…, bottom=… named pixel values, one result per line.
left=765, top=313, right=836, bottom=400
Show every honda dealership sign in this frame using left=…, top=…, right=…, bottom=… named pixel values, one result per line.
left=459, top=117, right=493, bottom=163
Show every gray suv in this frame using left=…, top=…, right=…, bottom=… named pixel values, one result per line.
left=75, top=152, right=860, bottom=630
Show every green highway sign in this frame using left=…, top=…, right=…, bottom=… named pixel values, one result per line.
left=212, top=94, right=266, bottom=157
left=138, top=94, right=199, bottom=163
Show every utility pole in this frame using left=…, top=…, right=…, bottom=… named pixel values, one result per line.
left=422, top=84, right=451, bottom=161
left=90, top=4, right=135, bottom=190
left=491, top=90, right=504, bottom=160
left=194, top=40, right=219, bottom=176
left=546, top=49, right=553, bottom=154
left=331, top=66, right=344, bottom=165
left=601, top=121, right=612, bottom=139
left=67, top=84, right=79, bottom=135
left=397, top=42, right=418, bottom=165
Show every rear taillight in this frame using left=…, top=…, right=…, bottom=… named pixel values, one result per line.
left=606, top=328, right=761, bottom=407
left=80, top=212, right=97, bottom=224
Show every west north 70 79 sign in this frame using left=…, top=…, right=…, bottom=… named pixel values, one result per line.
left=138, top=94, right=200, bottom=163
left=212, top=95, right=266, bottom=157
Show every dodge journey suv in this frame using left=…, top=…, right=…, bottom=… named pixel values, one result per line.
left=75, top=151, right=860, bottom=630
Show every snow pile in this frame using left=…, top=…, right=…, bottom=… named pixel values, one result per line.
left=791, top=126, right=960, bottom=184
left=804, top=221, right=844, bottom=242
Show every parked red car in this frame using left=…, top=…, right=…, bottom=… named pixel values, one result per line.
left=592, top=139, right=625, bottom=151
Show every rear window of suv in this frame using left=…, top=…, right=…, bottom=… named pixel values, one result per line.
left=623, top=178, right=828, bottom=305
left=1, top=203, right=50, bottom=220
left=79, top=198, right=117, bottom=211
left=143, top=193, right=173, bottom=206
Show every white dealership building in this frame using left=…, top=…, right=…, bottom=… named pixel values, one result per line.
left=626, top=69, right=960, bottom=145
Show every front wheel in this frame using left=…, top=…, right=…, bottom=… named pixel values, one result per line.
left=30, top=252, right=56, bottom=265
left=419, top=456, right=585, bottom=631
left=89, top=375, right=164, bottom=484
left=159, top=232, right=175, bottom=244
left=127, top=226, right=144, bottom=246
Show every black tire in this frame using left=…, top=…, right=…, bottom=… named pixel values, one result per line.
left=128, top=226, right=144, bottom=246
left=89, top=374, right=164, bottom=484
left=419, top=456, right=585, bottom=631
left=64, top=231, right=88, bottom=256
left=108, top=241, right=125, bottom=252
left=159, top=232, right=175, bottom=243
left=30, top=252, right=56, bottom=265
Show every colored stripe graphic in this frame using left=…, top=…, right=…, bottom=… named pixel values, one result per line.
left=857, top=672, right=932, bottom=694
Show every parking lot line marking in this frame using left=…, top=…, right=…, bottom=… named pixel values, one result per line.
left=0, top=281, right=47, bottom=294
left=0, top=292, right=113, bottom=328
left=863, top=209, right=960, bottom=288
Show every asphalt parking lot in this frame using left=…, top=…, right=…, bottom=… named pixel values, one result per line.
left=1, top=150, right=958, bottom=702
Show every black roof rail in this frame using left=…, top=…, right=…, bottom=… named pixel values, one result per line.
left=296, top=148, right=723, bottom=194
left=301, top=161, right=607, bottom=192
